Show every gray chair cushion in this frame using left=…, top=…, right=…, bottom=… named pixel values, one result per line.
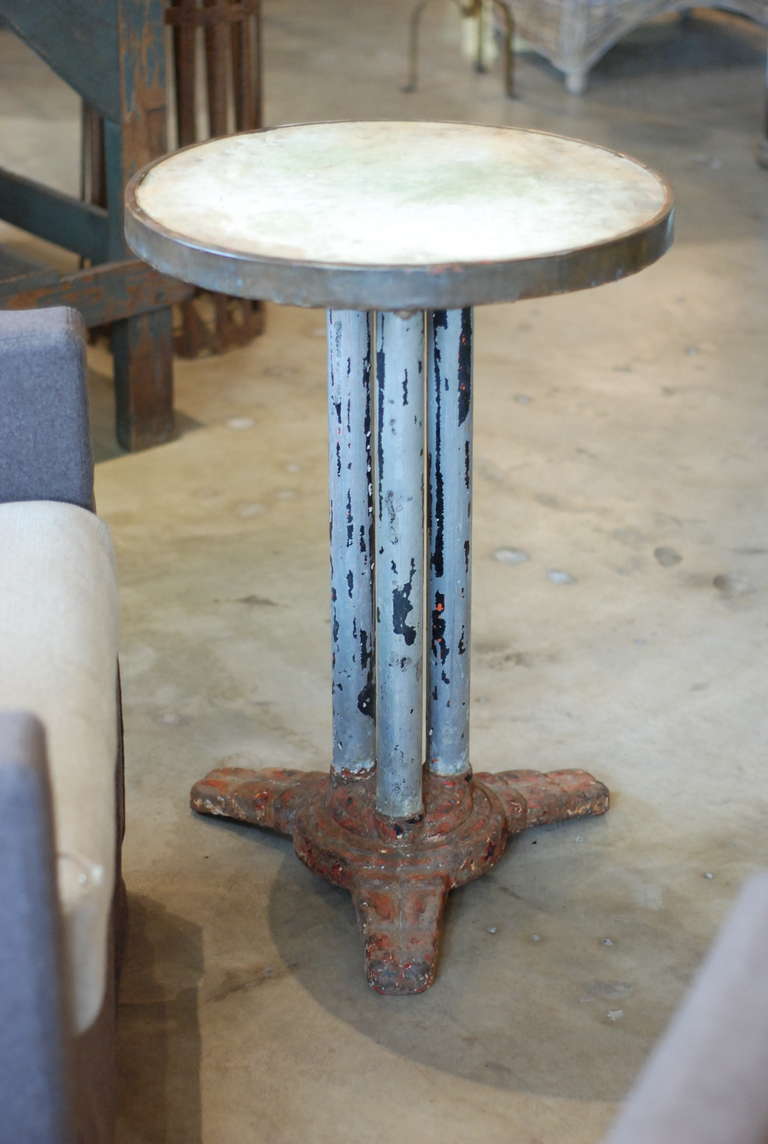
left=0, top=307, right=93, bottom=510
left=0, top=712, right=73, bottom=1144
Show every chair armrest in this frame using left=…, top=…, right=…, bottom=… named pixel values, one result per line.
left=0, top=307, right=93, bottom=510
left=0, top=711, right=74, bottom=1144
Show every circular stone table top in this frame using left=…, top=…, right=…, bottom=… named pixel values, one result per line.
left=126, top=121, right=674, bottom=311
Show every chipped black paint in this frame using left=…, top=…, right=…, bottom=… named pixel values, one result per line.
left=363, top=351, right=374, bottom=575
left=346, top=490, right=354, bottom=547
left=376, top=343, right=385, bottom=521
left=357, top=679, right=374, bottom=718
left=347, top=569, right=354, bottom=598
left=360, top=628, right=372, bottom=671
left=392, top=557, right=417, bottom=646
left=430, top=312, right=445, bottom=581
left=457, top=308, right=472, bottom=426
left=385, top=489, right=397, bottom=532
left=431, top=591, right=449, bottom=666
left=357, top=626, right=375, bottom=716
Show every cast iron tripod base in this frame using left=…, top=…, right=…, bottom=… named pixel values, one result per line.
left=191, top=766, right=609, bottom=994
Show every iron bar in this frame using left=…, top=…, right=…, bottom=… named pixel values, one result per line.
left=328, top=310, right=376, bottom=776
left=375, top=311, right=426, bottom=818
left=427, top=309, right=473, bottom=777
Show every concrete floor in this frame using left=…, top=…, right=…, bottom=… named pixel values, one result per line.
left=2, top=4, right=768, bottom=1141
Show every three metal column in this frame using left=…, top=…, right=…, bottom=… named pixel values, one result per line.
left=327, top=308, right=473, bottom=819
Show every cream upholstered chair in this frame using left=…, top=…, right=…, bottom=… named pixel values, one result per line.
left=0, top=307, right=123, bottom=1143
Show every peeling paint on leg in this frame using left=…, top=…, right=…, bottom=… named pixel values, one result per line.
left=328, top=310, right=376, bottom=776
left=375, top=310, right=425, bottom=819
left=428, top=309, right=473, bottom=778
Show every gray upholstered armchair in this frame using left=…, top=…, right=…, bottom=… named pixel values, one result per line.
left=0, top=308, right=123, bottom=1143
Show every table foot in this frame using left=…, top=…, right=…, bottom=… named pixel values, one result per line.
left=190, top=765, right=609, bottom=994
left=353, top=875, right=448, bottom=994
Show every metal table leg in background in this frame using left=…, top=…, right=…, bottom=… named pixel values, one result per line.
left=403, top=0, right=515, bottom=99
left=191, top=307, right=608, bottom=995
left=757, top=37, right=768, bottom=169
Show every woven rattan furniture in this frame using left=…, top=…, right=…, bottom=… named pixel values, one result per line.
left=508, top=0, right=768, bottom=93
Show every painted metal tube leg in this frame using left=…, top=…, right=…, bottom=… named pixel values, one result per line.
left=375, top=311, right=426, bottom=819
left=474, top=0, right=489, bottom=73
left=427, top=309, right=473, bottom=777
left=492, top=0, right=516, bottom=98
left=328, top=310, right=376, bottom=776
left=192, top=314, right=611, bottom=996
left=403, top=0, right=429, bottom=92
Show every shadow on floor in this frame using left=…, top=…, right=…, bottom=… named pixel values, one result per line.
left=87, top=364, right=203, bottom=466
left=116, top=894, right=204, bottom=1144
left=264, top=812, right=746, bottom=1102
left=596, top=11, right=765, bottom=82
left=524, top=9, right=764, bottom=91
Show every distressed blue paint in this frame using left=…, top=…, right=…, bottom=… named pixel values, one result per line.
left=427, top=308, right=473, bottom=777
left=0, top=169, right=109, bottom=262
left=328, top=310, right=376, bottom=774
left=375, top=310, right=425, bottom=819
left=122, top=0, right=166, bottom=113
left=2, top=1, right=120, bottom=121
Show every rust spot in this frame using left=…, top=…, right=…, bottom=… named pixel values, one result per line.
left=190, top=762, right=608, bottom=995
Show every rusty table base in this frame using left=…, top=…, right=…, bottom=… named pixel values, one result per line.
left=191, top=765, right=608, bottom=995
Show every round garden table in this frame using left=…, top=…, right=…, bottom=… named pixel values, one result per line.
left=126, top=121, right=673, bottom=995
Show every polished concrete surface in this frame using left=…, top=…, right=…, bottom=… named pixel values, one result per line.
left=1, top=4, right=767, bottom=1140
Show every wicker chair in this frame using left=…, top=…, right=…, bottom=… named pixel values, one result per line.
left=508, top=0, right=768, bottom=93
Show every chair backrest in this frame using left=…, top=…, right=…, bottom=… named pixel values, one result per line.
left=0, top=308, right=94, bottom=510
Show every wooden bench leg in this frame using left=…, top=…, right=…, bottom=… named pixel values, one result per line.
left=111, top=308, right=175, bottom=451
